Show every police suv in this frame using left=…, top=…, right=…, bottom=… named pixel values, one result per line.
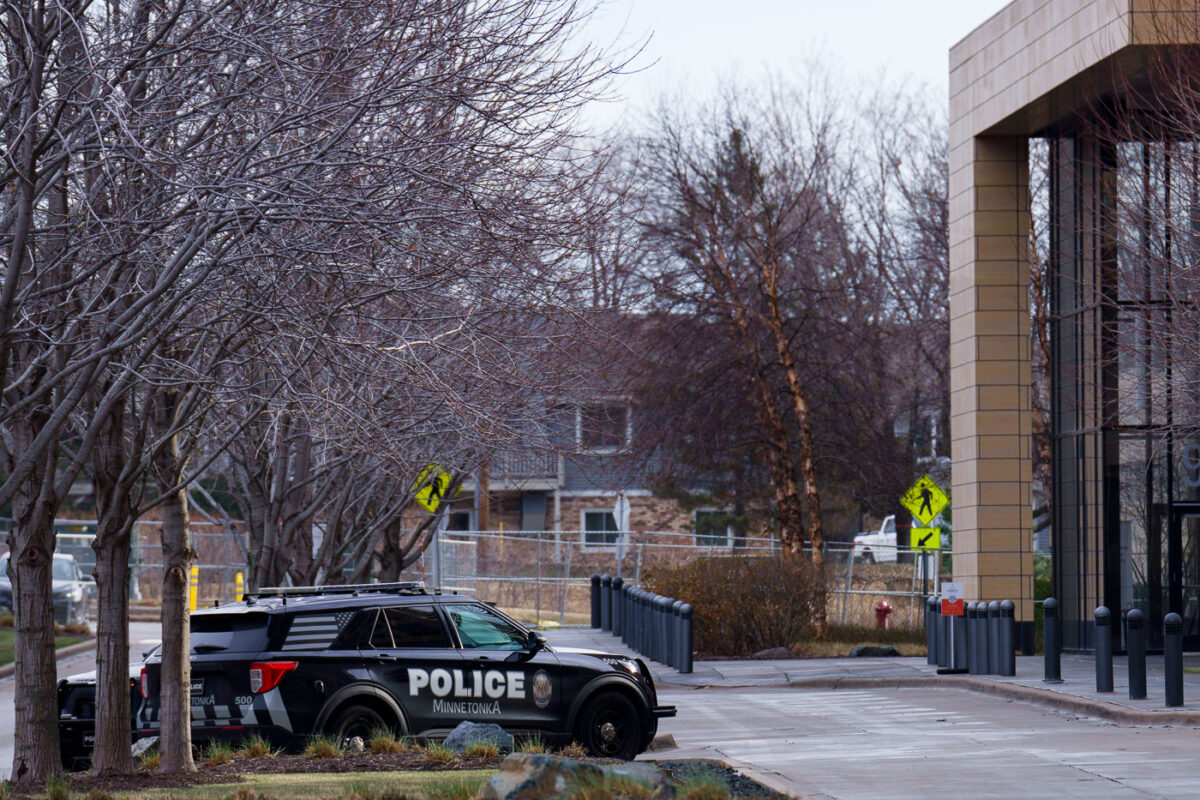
left=136, top=582, right=674, bottom=759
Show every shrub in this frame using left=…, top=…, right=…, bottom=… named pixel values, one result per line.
left=421, top=743, right=456, bottom=765
left=204, top=740, right=235, bottom=766
left=643, top=555, right=820, bottom=656
left=461, top=741, right=499, bottom=759
left=84, top=791, right=116, bottom=800
left=303, top=734, right=343, bottom=760
left=558, top=741, right=588, bottom=759
left=236, top=735, right=278, bottom=759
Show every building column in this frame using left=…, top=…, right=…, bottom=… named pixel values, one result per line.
left=948, top=135, right=1034, bottom=620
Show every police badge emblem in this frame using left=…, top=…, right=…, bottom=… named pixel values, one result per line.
left=532, top=669, right=552, bottom=709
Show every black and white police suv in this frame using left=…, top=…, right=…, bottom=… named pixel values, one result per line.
left=136, top=582, right=675, bottom=759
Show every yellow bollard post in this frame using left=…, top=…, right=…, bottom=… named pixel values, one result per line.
left=235, top=571, right=244, bottom=602
left=189, top=565, right=199, bottom=612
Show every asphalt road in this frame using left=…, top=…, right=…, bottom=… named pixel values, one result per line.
left=0, top=620, right=160, bottom=780
left=658, top=684, right=1200, bottom=799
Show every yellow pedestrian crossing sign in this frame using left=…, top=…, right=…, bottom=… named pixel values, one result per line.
left=910, top=527, right=941, bottom=550
left=901, top=475, right=949, bottom=525
left=413, top=464, right=453, bottom=513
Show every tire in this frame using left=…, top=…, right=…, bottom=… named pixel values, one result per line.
left=863, top=551, right=875, bottom=565
left=328, top=704, right=389, bottom=742
left=575, top=692, right=642, bottom=760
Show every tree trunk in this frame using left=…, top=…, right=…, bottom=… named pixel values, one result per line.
left=91, top=520, right=134, bottom=775
left=152, top=396, right=196, bottom=774
left=9, top=453, right=62, bottom=783
left=90, top=398, right=138, bottom=776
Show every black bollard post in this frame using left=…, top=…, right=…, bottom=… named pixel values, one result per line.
left=622, top=584, right=632, bottom=645
left=672, top=600, right=684, bottom=669
left=590, top=574, right=601, bottom=628
left=926, top=596, right=938, bottom=666
left=679, top=603, right=694, bottom=674
left=987, top=601, right=1001, bottom=674
left=600, top=574, right=612, bottom=631
left=660, top=596, right=675, bottom=665
left=936, top=598, right=948, bottom=668
left=966, top=602, right=978, bottom=674
left=1043, top=598, right=1062, bottom=683
left=611, top=577, right=624, bottom=637
left=1126, top=608, right=1146, bottom=700
left=1095, top=606, right=1114, bottom=692
left=999, top=600, right=1016, bottom=676
left=630, top=588, right=641, bottom=652
left=1165, top=612, right=1184, bottom=707
left=951, top=610, right=969, bottom=672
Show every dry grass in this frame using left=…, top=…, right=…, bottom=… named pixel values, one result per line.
left=367, top=729, right=407, bottom=755
left=459, top=741, right=499, bottom=759
left=236, top=735, right=279, bottom=760
left=420, top=743, right=456, bottom=766
left=303, top=735, right=343, bottom=760
left=137, top=749, right=160, bottom=772
left=514, top=736, right=549, bottom=754
left=203, top=741, right=235, bottom=766
left=558, top=741, right=588, bottom=759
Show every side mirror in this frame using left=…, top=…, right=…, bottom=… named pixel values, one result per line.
left=81, top=574, right=96, bottom=583
left=528, top=631, right=547, bottom=652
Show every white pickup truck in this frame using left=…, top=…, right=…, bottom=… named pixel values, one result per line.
left=852, top=515, right=898, bottom=563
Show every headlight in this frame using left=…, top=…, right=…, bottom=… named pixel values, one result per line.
left=55, top=587, right=83, bottom=602
left=602, top=657, right=640, bottom=675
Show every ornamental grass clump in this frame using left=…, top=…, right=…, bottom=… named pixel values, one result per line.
left=303, top=734, right=343, bottom=760
left=461, top=741, right=499, bottom=759
left=236, top=734, right=278, bottom=759
left=421, top=743, right=456, bottom=765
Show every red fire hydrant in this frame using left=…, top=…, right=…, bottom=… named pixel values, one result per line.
left=875, top=600, right=893, bottom=630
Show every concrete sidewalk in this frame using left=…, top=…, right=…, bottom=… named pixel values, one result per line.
left=545, top=626, right=1200, bottom=725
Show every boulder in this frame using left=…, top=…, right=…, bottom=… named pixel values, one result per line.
left=849, top=645, right=901, bottom=657
left=443, top=720, right=514, bottom=754
left=346, top=736, right=365, bottom=754
left=480, top=753, right=675, bottom=800
left=131, top=736, right=158, bottom=758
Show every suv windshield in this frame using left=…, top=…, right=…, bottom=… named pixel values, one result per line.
left=446, top=604, right=527, bottom=650
left=52, top=559, right=76, bottom=581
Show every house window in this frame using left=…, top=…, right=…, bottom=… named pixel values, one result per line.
left=693, top=509, right=734, bottom=548
left=578, top=403, right=630, bottom=452
left=582, top=510, right=621, bottom=547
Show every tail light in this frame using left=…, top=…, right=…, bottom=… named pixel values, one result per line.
left=139, top=667, right=148, bottom=699
left=249, top=661, right=297, bottom=694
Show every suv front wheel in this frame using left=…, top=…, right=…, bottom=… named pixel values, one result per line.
left=576, top=692, right=641, bottom=760
left=329, top=703, right=389, bottom=742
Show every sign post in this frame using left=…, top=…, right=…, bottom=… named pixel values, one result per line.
left=938, top=581, right=968, bottom=674
left=900, top=474, right=950, bottom=607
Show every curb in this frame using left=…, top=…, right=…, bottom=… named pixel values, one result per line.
left=0, top=638, right=96, bottom=680
left=779, top=675, right=1200, bottom=726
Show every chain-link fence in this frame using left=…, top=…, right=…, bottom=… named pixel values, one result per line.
left=2, top=520, right=945, bottom=629
left=404, top=530, right=944, bottom=629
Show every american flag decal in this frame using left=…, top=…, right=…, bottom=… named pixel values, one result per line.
left=281, top=612, right=354, bottom=651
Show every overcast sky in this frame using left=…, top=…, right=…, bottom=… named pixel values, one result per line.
left=583, top=0, right=1012, bottom=133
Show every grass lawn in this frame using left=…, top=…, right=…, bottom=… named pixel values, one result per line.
left=0, top=630, right=88, bottom=668
left=113, top=769, right=494, bottom=800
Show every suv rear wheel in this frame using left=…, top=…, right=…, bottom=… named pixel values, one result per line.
left=329, top=704, right=389, bottom=742
left=576, top=692, right=640, bottom=760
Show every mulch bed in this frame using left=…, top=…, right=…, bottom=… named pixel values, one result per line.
left=39, top=751, right=509, bottom=796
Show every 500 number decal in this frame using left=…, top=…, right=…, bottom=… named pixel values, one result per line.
left=234, top=695, right=254, bottom=706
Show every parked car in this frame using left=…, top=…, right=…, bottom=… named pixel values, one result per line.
left=0, top=552, right=93, bottom=624
left=58, top=649, right=154, bottom=770
left=136, top=582, right=674, bottom=760
left=852, top=515, right=899, bottom=564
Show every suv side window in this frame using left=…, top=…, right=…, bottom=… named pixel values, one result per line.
left=384, top=606, right=449, bottom=648
left=446, top=604, right=527, bottom=650
left=368, top=609, right=394, bottom=649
